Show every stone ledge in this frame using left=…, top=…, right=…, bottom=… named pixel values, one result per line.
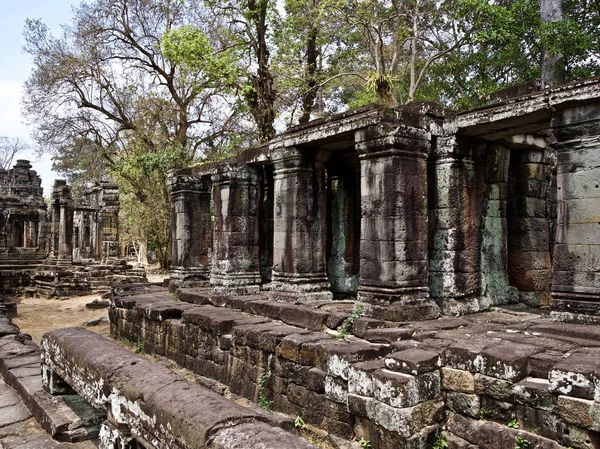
left=41, top=327, right=316, bottom=449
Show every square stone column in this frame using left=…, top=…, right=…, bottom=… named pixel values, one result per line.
left=269, top=146, right=332, bottom=302
left=58, top=199, right=74, bottom=265
left=428, top=136, right=481, bottom=314
left=211, top=164, right=262, bottom=295
left=355, top=123, right=435, bottom=314
left=550, top=103, right=600, bottom=322
left=168, top=172, right=212, bottom=287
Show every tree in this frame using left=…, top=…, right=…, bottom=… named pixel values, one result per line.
left=23, top=0, right=248, bottom=267
left=0, top=137, right=28, bottom=170
left=204, top=0, right=278, bottom=142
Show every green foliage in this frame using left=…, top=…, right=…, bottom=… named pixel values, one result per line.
left=258, top=372, right=272, bottom=411
left=135, top=338, right=143, bottom=354
left=160, top=25, right=238, bottom=89
left=515, top=436, right=530, bottom=449
left=294, top=415, right=305, bottom=429
left=508, top=419, right=519, bottom=429
left=334, top=304, right=364, bottom=339
left=359, top=438, right=371, bottom=448
left=433, top=434, right=449, bottom=449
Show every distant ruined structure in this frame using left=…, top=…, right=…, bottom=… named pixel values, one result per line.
left=0, top=164, right=145, bottom=296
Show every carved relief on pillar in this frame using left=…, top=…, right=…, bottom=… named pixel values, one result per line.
left=210, top=164, right=262, bottom=295
left=167, top=172, right=212, bottom=287
left=269, top=145, right=332, bottom=302
left=355, top=123, right=436, bottom=315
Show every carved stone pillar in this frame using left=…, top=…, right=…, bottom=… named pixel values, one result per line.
left=168, top=172, right=212, bottom=287
left=428, top=136, right=481, bottom=314
left=58, top=197, right=73, bottom=265
left=211, top=164, right=262, bottom=295
left=550, top=103, right=600, bottom=322
left=355, top=123, right=435, bottom=313
left=269, top=146, right=332, bottom=302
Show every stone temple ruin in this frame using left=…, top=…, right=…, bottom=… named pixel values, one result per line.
left=0, top=163, right=145, bottom=297
left=166, top=78, right=600, bottom=324
left=2, top=78, right=600, bottom=449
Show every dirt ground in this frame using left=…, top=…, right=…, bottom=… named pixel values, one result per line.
left=13, top=272, right=167, bottom=344
left=13, top=294, right=111, bottom=344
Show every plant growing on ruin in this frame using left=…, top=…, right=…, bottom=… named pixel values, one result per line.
left=257, top=372, right=272, bottom=411
left=135, top=338, right=143, bottom=354
left=359, top=438, right=371, bottom=448
left=433, top=434, right=449, bottom=449
left=515, top=436, right=530, bottom=449
left=294, top=415, right=305, bottom=429
left=508, top=419, right=519, bottom=429
left=334, top=304, right=364, bottom=339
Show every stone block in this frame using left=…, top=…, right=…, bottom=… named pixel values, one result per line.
left=558, top=396, right=600, bottom=431
left=348, top=359, right=385, bottom=397
left=325, top=375, right=348, bottom=404
left=528, top=351, right=568, bottom=378
left=372, top=369, right=440, bottom=408
left=442, top=367, right=475, bottom=393
left=446, top=392, right=480, bottom=418
left=477, top=341, right=543, bottom=382
left=384, top=348, right=441, bottom=375
left=512, top=378, right=557, bottom=411
left=443, top=338, right=492, bottom=372
left=549, top=352, right=600, bottom=401
left=349, top=395, right=444, bottom=438
left=479, top=396, right=516, bottom=423
left=474, top=373, right=514, bottom=402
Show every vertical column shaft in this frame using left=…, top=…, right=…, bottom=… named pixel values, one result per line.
left=211, top=164, right=262, bottom=295
left=429, top=136, right=482, bottom=314
left=355, top=124, right=433, bottom=309
left=58, top=201, right=73, bottom=264
left=269, top=146, right=331, bottom=302
left=168, top=173, right=212, bottom=286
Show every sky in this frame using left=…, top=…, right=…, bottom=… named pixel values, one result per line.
left=0, top=0, right=76, bottom=195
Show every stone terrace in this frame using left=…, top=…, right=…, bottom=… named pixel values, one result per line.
left=108, top=284, right=600, bottom=449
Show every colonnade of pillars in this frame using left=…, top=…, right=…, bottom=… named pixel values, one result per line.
left=169, top=124, right=433, bottom=306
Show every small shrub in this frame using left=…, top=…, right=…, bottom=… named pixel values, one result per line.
left=359, top=438, right=371, bottom=448
left=134, top=338, right=143, bottom=353
left=258, top=372, right=272, bottom=411
left=433, top=434, right=449, bottom=449
left=294, top=415, right=305, bottom=429
left=334, top=304, right=364, bottom=339
left=515, top=436, right=530, bottom=449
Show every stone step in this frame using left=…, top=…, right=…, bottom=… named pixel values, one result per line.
left=0, top=334, right=104, bottom=442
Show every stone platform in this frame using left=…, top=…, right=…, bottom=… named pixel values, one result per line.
left=108, top=285, right=600, bottom=448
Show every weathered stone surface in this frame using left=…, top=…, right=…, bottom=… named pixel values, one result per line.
left=371, top=370, right=440, bottom=409
left=549, top=352, right=600, bottom=400
left=41, top=327, right=310, bottom=449
left=447, top=413, right=563, bottom=449
left=446, top=392, right=480, bottom=418
left=384, top=348, right=440, bottom=375
left=558, top=396, right=600, bottom=431
left=441, top=367, right=475, bottom=393
left=209, top=422, right=318, bottom=449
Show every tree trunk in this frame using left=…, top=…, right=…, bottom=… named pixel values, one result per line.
left=540, top=0, right=566, bottom=87
left=248, top=0, right=276, bottom=142
left=299, top=27, right=319, bottom=124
